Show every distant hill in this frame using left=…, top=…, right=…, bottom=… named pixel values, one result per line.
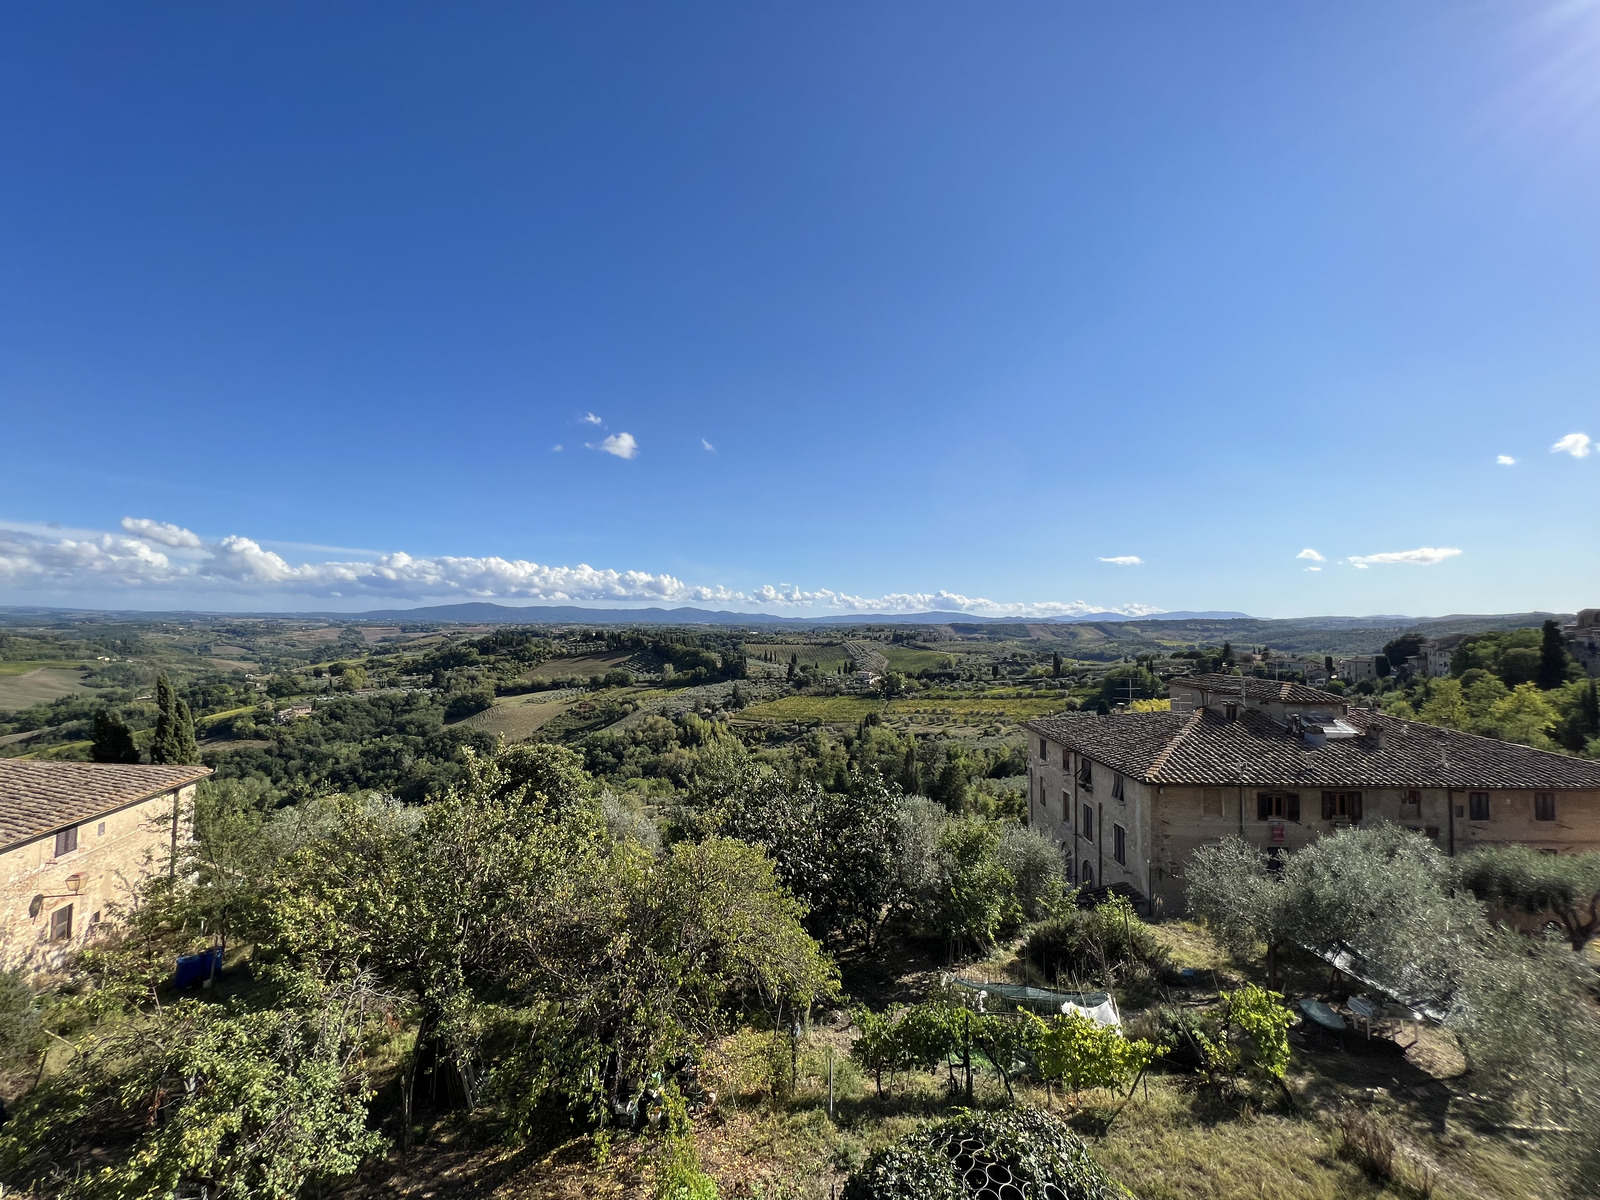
left=0, top=604, right=1572, bottom=658
left=333, top=603, right=1255, bottom=626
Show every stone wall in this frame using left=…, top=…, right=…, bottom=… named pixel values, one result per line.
left=0, top=783, right=194, bottom=972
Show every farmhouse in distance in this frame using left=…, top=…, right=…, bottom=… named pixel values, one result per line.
left=1026, top=672, right=1600, bottom=910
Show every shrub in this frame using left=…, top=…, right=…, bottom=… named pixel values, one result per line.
left=1021, top=893, right=1167, bottom=981
left=1338, top=1109, right=1397, bottom=1184
left=1027, top=1011, right=1161, bottom=1104
left=842, top=1107, right=1124, bottom=1200
left=444, top=688, right=495, bottom=722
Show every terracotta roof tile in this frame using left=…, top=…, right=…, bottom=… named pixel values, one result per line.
left=0, top=761, right=211, bottom=850
left=1169, top=673, right=1344, bottom=706
left=1024, top=709, right=1600, bottom=790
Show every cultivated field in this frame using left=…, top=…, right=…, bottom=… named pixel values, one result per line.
left=523, top=650, right=635, bottom=682
left=0, top=663, right=91, bottom=710
left=879, top=645, right=961, bottom=673
left=744, top=643, right=850, bottom=670
left=737, top=692, right=1073, bottom=727
left=466, top=693, right=581, bottom=741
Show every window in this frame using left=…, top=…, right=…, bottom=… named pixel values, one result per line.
left=1401, top=790, right=1420, bottom=808
left=1535, top=792, right=1556, bottom=822
left=1202, top=788, right=1224, bottom=817
left=1039, top=738, right=1048, bottom=759
left=1469, top=792, right=1491, bottom=822
left=1321, top=792, right=1363, bottom=820
left=1081, top=861, right=1094, bottom=887
left=1114, top=824, right=1127, bottom=866
left=97, top=821, right=106, bottom=837
left=1062, top=791, right=1071, bottom=822
left=1062, top=748, right=1071, bottom=770
left=1112, top=774, right=1125, bottom=802
left=54, top=827, right=78, bottom=857
left=1081, top=805, right=1095, bottom=841
left=50, top=905, right=72, bottom=942
left=1257, top=792, right=1301, bottom=821
left=1077, top=761, right=1093, bottom=791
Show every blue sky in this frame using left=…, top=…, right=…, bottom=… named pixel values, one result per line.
left=2, top=2, right=1597, bottom=618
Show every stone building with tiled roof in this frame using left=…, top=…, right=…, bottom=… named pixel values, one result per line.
left=0, top=760, right=211, bottom=970
left=1024, top=673, right=1600, bottom=911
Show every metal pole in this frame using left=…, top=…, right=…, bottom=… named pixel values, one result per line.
left=828, top=1046, right=835, bottom=1120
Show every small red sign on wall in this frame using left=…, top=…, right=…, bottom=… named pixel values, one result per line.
left=1270, top=821, right=1286, bottom=844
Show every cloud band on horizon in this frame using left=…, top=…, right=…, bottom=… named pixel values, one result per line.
left=0, top=517, right=1161, bottom=618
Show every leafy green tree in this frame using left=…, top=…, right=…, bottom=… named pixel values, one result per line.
left=1185, top=837, right=1298, bottom=990
left=0, top=969, right=44, bottom=1073
left=443, top=686, right=495, bottom=721
left=1189, top=828, right=1482, bottom=1005
left=923, top=818, right=1019, bottom=953
left=90, top=709, right=141, bottom=764
left=1556, top=679, right=1600, bottom=753
left=1381, top=634, right=1425, bottom=674
left=679, top=753, right=903, bottom=949
left=0, top=977, right=385, bottom=1200
left=1538, top=619, right=1570, bottom=690
left=1486, top=682, right=1557, bottom=748
left=997, top=824, right=1069, bottom=920
left=1458, top=845, right=1600, bottom=952
left=148, top=673, right=199, bottom=766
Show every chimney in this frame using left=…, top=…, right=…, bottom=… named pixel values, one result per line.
left=1368, top=725, right=1386, bottom=751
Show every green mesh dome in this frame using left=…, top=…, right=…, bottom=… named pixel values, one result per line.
left=842, top=1107, right=1128, bottom=1200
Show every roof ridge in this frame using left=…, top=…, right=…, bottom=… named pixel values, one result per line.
left=1146, top=709, right=1204, bottom=781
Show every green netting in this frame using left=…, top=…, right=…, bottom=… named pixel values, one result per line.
left=950, top=979, right=1112, bottom=1016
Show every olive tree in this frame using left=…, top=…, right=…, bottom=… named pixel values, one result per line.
left=1458, top=845, right=1600, bottom=953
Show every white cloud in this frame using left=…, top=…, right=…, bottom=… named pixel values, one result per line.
left=1304, top=567, right=1322, bottom=572
left=121, top=518, right=203, bottom=549
left=1552, top=432, right=1592, bottom=458
left=702, top=439, right=715, bottom=452
left=551, top=444, right=564, bottom=452
left=0, top=516, right=1166, bottom=619
left=1295, top=548, right=1325, bottom=562
left=588, top=432, right=639, bottom=459
left=1098, top=556, right=1143, bottom=566
left=1347, top=547, right=1463, bottom=567
left=580, top=412, right=603, bottom=426
left=1496, top=455, right=1516, bottom=465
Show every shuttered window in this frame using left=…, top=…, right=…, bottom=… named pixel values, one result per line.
left=1257, top=792, right=1300, bottom=820
left=1321, top=792, right=1363, bottom=820
left=1534, top=792, right=1556, bottom=822
left=1469, top=792, right=1491, bottom=821
left=50, top=905, right=73, bottom=942
left=1114, top=824, right=1127, bottom=866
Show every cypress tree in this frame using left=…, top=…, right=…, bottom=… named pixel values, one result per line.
left=90, top=709, right=141, bottom=764
left=1537, top=619, right=1569, bottom=690
left=149, top=673, right=200, bottom=765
